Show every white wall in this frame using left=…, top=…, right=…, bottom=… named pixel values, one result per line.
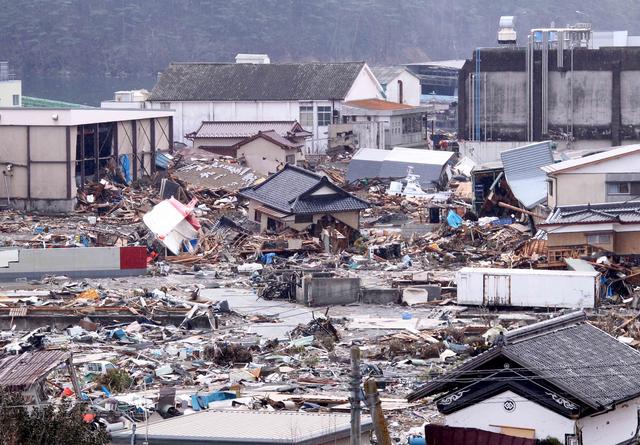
left=580, top=396, right=640, bottom=445
left=0, top=80, right=21, bottom=107
left=344, top=66, right=383, bottom=102
left=150, top=65, right=382, bottom=148
left=445, top=390, right=575, bottom=441
left=383, top=71, right=421, bottom=106
left=150, top=100, right=299, bottom=144
left=236, top=138, right=300, bottom=176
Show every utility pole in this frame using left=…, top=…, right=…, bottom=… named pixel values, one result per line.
left=364, top=378, right=392, bottom=445
left=350, top=346, right=361, bottom=445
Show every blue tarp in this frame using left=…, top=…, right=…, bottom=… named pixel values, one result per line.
left=119, top=154, right=132, bottom=184
left=447, top=210, right=463, bottom=228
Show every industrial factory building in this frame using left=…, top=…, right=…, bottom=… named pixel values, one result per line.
left=458, top=25, right=640, bottom=150
left=0, top=108, right=174, bottom=212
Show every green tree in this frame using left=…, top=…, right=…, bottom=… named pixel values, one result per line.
left=0, top=389, right=109, bottom=445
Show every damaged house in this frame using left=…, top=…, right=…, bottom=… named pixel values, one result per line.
left=408, top=311, right=640, bottom=445
left=346, top=147, right=455, bottom=188
left=238, top=164, right=369, bottom=235
left=0, top=350, right=79, bottom=404
left=472, top=141, right=553, bottom=220
left=232, top=130, right=305, bottom=176
left=186, top=121, right=310, bottom=155
left=541, top=201, right=640, bottom=263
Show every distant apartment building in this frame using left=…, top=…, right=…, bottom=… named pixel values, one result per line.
left=330, top=99, right=427, bottom=151
left=0, top=61, right=21, bottom=107
left=146, top=56, right=384, bottom=152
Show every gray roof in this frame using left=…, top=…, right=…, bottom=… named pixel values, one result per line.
left=347, top=147, right=455, bottom=186
left=239, top=164, right=369, bottom=215
left=545, top=201, right=640, bottom=225
left=408, top=311, right=640, bottom=410
left=150, top=62, right=366, bottom=101
left=500, top=141, right=554, bottom=209
left=190, top=121, right=308, bottom=139
left=371, top=66, right=410, bottom=84
left=235, top=131, right=302, bottom=150
left=111, top=410, right=373, bottom=445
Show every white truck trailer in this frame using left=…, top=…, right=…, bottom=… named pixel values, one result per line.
left=456, top=267, right=601, bottom=308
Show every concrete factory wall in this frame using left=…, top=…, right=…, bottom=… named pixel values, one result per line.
left=458, top=47, right=640, bottom=146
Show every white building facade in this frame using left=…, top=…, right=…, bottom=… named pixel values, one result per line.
left=147, top=60, right=383, bottom=153
left=371, top=66, right=422, bottom=106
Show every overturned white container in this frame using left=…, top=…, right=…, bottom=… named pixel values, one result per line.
left=456, top=267, right=601, bottom=309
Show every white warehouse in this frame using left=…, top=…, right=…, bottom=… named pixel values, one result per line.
left=147, top=59, right=383, bottom=152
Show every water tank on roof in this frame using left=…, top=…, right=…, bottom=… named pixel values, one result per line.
left=498, top=16, right=517, bottom=44
left=235, top=54, right=271, bottom=64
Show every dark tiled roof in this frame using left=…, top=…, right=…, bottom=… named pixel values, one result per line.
left=408, top=311, right=640, bottom=410
left=239, top=165, right=369, bottom=215
left=150, top=62, right=366, bottom=101
left=190, top=121, right=306, bottom=139
left=291, top=194, right=369, bottom=214
left=544, top=201, right=640, bottom=225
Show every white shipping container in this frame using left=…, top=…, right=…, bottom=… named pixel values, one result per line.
left=456, top=267, right=601, bottom=308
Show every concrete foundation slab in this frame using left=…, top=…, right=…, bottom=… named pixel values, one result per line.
left=361, top=287, right=400, bottom=304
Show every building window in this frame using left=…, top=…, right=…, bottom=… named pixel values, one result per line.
left=565, top=435, right=579, bottom=445
left=12, top=94, right=19, bottom=106
left=295, top=214, right=313, bottom=224
left=317, top=106, right=332, bottom=127
left=587, top=233, right=611, bottom=245
left=607, top=182, right=630, bottom=194
left=397, top=79, right=404, bottom=103
left=402, top=115, right=421, bottom=134
left=285, top=154, right=296, bottom=164
left=299, top=103, right=314, bottom=128
left=160, top=102, right=171, bottom=110
left=548, top=180, right=554, bottom=196
left=254, top=209, right=262, bottom=223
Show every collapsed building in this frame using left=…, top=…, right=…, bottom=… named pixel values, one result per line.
left=0, top=108, right=173, bottom=212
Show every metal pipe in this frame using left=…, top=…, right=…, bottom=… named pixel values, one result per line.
left=484, top=72, right=487, bottom=142
left=350, top=346, right=361, bottom=445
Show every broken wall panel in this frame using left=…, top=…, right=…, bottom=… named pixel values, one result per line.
left=0, top=247, right=147, bottom=282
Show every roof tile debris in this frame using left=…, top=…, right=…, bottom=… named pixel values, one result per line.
left=0, top=350, right=70, bottom=391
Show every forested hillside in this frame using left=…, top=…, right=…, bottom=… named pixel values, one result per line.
left=3, top=0, right=640, bottom=78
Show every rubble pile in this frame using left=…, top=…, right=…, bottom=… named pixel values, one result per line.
left=4, top=147, right=640, bottom=444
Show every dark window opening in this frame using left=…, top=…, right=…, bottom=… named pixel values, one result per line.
left=397, top=79, right=404, bottom=104
left=295, top=214, right=313, bottom=224
left=75, top=122, right=115, bottom=185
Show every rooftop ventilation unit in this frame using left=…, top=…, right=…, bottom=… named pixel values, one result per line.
left=498, top=16, right=517, bottom=45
